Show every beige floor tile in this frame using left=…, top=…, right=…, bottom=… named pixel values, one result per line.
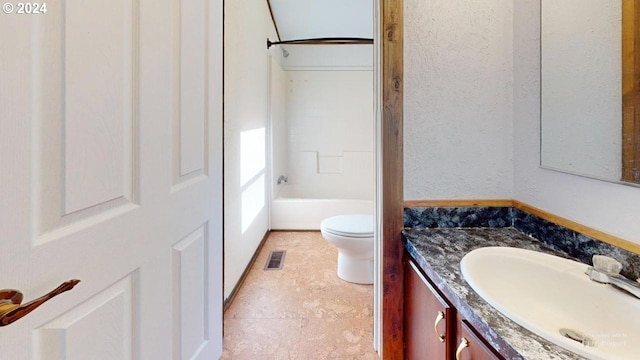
left=263, top=231, right=320, bottom=249
left=224, top=279, right=309, bottom=319
left=221, top=318, right=303, bottom=360
left=297, top=318, right=378, bottom=360
left=223, top=231, right=380, bottom=360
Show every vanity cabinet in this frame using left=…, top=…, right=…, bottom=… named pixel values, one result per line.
left=454, top=320, right=502, bottom=360
left=404, top=259, right=453, bottom=359
left=404, top=257, right=504, bottom=360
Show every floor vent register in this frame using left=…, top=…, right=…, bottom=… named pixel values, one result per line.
left=264, top=250, right=286, bottom=270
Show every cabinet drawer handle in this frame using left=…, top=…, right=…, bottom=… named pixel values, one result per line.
left=434, top=310, right=446, bottom=342
left=455, top=338, right=469, bottom=360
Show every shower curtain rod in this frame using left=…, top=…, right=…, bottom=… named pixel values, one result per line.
left=267, top=37, right=373, bottom=49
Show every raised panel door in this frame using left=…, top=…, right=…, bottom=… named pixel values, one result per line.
left=0, top=1, right=223, bottom=358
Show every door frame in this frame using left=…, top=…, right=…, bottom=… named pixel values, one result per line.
left=219, top=0, right=404, bottom=357
left=378, top=0, right=404, bottom=359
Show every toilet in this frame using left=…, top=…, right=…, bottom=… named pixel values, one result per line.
left=320, top=214, right=374, bottom=284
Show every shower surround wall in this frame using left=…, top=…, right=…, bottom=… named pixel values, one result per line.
left=287, top=70, right=374, bottom=198
left=271, top=69, right=374, bottom=229
left=270, top=54, right=288, bottom=201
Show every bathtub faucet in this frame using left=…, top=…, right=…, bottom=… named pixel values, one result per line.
left=277, top=175, right=288, bottom=185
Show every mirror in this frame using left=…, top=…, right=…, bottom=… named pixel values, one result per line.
left=540, top=0, right=640, bottom=185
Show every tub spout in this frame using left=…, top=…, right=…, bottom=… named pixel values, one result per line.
left=277, top=175, right=288, bottom=185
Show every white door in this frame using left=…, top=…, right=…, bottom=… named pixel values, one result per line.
left=0, top=1, right=223, bottom=359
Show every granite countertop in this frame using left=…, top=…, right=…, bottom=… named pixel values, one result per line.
left=403, top=227, right=589, bottom=360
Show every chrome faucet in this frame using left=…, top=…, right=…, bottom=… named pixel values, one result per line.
left=586, top=256, right=640, bottom=299
left=277, top=175, right=288, bottom=185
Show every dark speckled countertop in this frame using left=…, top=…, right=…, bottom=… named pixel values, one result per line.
left=403, top=227, right=589, bottom=360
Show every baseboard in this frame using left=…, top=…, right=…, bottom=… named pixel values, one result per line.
left=223, top=230, right=271, bottom=311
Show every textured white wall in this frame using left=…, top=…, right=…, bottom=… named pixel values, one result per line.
left=224, top=0, right=278, bottom=298
left=404, top=0, right=514, bottom=200
left=541, top=0, right=622, bottom=180
left=514, top=0, right=640, bottom=244
left=286, top=70, right=374, bottom=200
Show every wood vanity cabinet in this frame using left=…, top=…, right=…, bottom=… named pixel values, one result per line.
left=404, top=257, right=504, bottom=360
left=454, top=320, right=503, bottom=360
left=404, top=259, right=453, bottom=359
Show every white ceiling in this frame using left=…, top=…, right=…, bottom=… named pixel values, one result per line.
left=269, top=0, right=374, bottom=41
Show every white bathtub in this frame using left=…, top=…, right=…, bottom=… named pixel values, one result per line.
left=271, top=184, right=374, bottom=230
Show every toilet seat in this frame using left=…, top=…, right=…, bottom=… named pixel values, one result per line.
left=320, top=214, right=373, bottom=238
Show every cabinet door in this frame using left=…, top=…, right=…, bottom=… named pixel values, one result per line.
left=404, top=259, right=453, bottom=360
left=455, top=320, right=503, bottom=360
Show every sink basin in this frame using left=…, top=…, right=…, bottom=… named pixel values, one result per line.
left=461, top=247, right=640, bottom=360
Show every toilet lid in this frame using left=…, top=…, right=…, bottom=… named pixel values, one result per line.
left=321, top=214, right=374, bottom=238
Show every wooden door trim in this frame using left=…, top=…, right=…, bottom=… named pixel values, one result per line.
left=381, top=0, right=404, bottom=358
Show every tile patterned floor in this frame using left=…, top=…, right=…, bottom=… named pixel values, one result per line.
left=222, top=231, right=380, bottom=360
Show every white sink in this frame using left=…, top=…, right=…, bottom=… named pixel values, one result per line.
left=460, top=247, right=640, bottom=360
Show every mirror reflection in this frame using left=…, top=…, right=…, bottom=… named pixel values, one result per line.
left=540, top=0, right=640, bottom=184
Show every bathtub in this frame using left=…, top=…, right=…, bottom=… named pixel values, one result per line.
left=271, top=184, right=374, bottom=230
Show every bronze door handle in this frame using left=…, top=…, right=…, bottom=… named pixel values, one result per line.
left=0, top=279, right=80, bottom=326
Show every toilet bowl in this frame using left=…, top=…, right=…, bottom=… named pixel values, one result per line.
left=320, top=214, right=374, bottom=284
